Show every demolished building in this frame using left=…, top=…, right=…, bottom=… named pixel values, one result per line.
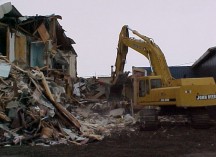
left=0, top=2, right=77, bottom=96
left=0, top=2, right=136, bottom=147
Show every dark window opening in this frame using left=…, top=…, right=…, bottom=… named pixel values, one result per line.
left=151, top=79, right=162, bottom=89
left=0, top=28, right=7, bottom=56
left=139, top=79, right=149, bottom=97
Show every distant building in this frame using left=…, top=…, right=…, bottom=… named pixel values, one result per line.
left=144, top=66, right=195, bottom=79
left=192, top=46, right=216, bottom=79
left=137, top=47, right=216, bottom=79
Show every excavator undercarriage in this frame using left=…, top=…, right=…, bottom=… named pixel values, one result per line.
left=139, top=106, right=212, bottom=130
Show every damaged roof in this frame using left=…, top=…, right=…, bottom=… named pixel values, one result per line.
left=17, top=15, right=77, bottom=54
left=0, top=2, right=77, bottom=55
left=0, top=2, right=22, bottom=19
left=55, top=19, right=76, bottom=54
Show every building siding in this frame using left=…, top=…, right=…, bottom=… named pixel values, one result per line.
left=192, top=48, right=216, bottom=79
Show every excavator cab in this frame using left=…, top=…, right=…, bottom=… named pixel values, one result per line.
left=134, top=76, right=163, bottom=104
left=135, top=76, right=163, bottom=130
left=135, top=75, right=178, bottom=108
left=138, top=77, right=162, bottom=97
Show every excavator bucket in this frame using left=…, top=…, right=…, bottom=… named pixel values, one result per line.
left=108, top=72, right=129, bottom=100
left=109, top=25, right=129, bottom=100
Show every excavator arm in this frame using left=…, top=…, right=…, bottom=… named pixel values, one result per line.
left=111, top=25, right=129, bottom=85
left=112, top=25, right=173, bottom=87
left=113, top=26, right=129, bottom=76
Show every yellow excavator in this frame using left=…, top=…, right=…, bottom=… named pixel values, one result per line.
left=111, top=25, right=216, bottom=130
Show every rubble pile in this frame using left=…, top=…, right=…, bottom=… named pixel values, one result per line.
left=73, top=77, right=110, bottom=99
left=0, top=56, right=136, bottom=146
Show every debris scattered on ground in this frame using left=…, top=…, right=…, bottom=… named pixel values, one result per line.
left=0, top=56, right=136, bottom=147
left=0, top=56, right=196, bottom=147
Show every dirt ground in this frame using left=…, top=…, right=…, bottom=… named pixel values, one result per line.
left=0, top=123, right=216, bottom=157
left=1, top=107, right=216, bottom=157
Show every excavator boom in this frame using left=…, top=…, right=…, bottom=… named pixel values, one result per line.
left=112, top=25, right=173, bottom=87
left=111, top=25, right=129, bottom=85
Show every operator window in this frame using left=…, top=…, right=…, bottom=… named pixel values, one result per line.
left=139, top=80, right=145, bottom=97
left=146, top=80, right=149, bottom=94
left=151, top=79, right=162, bottom=89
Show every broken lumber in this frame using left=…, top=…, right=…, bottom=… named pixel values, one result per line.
left=39, top=71, right=81, bottom=130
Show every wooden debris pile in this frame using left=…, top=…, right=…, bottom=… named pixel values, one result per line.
left=0, top=56, right=136, bottom=146
left=0, top=56, right=104, bottom=146
left=73, top=77, right=110, bottom=99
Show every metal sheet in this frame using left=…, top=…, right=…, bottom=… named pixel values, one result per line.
left=0, top=2, right=12, bottom=19
left=0, top=62, right=11, bottom=77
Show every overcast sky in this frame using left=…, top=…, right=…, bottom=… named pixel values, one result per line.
left=1, top=0, right=216, bottom=77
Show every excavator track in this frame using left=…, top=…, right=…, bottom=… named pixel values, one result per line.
left=139, top=108, right=159, bottom=131
left=190, top=108, right=212, bottom=129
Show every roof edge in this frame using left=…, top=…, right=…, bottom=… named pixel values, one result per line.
left=192, top=46, right=216, bottom=68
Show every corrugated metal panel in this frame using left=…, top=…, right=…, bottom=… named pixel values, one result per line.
left=0, top=2, right=21, bottom=19
left=144, top=66, right=195, bottom=79
left=170, top=66, right=195, bottom=78
left=193, top=54, right=216, bottom=78
left=192, top=47, right=216, bottom=68
left=191, top=47, right=216, bottom=79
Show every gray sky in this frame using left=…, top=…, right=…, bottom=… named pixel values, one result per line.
left=1, top=0, right=216, bottom=77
